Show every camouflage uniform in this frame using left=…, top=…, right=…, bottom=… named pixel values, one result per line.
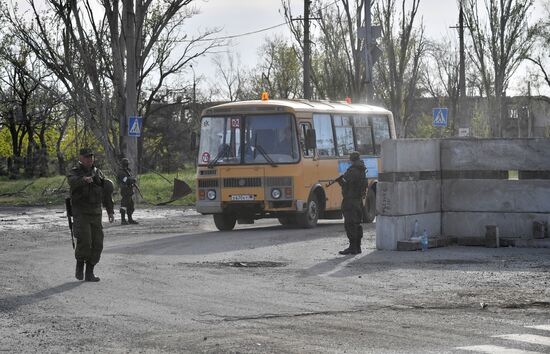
left=68, top=149, right=114, bottom=281
left=338, top=151, right=366, bottom=255
left=116, top=158, right=138, bottom=225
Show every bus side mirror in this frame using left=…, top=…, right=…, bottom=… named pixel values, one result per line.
left=305, top=129, right=316, bottom=150
left=190, top=132, right=197, bottom=151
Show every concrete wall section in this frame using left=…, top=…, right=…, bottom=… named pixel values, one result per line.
left=441, top=138, right=550, bottom=171
left=378, top=180, right=441, bottom=216
left=444, top=212, right=549, bottom=239
left=382, top=139, right=440, bottom=172
left=376, top=213, right=441, bottom=251
left=377, top=139, right=442, bottom=250
left=376, top=138, right=550, bottom=250
left=442, top=180, right=550, bottom=213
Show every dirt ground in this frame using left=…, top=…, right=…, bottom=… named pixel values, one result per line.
left=1, top=205, right=550, bottom=353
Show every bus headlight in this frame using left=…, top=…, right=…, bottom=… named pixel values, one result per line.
left=271, top=188, right=282, bottom=199
left=207, top=189, right=216, bottom=200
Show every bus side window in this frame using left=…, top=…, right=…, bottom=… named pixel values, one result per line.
left=333, top=115, right=354, bottom=156
left=353, top=115, right=375, bottom=155
left=299, top=122, right=314, bottom=157
left=371, top=115, right=391, bottom=154
left=312, top=114, right=336, bottom=156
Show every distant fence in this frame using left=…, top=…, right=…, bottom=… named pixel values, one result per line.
left=376, top=138, right=550, bottom=250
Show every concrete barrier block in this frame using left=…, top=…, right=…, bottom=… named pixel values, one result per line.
left=456, top=237, right=486, bottom=246
left=376, top=213, right=441, bottom=250
left=378, top=180, right=441, bottom=216
left=382, top=139, right=440, bottom=173
left=442, top=180, right=550, bottom=213
left=441, top=138, right=550, bottom=171
left=533, top=221, right=545, bottom=239
left=443, top=212, right=549, bottom=239
left=485, top=225, right=499, bottom=248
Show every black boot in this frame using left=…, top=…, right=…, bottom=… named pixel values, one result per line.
left=120, top=208, right=128, bottom=225
left=339, top=238, right=354, bottom=255
left=85, top=263, right=100, bottom=282
left=128, top=212, right=139, bottom=225
left=339, top=246, right=353, bottom=255
left=75, top=260, right=84, bottom=280
left=350, top=225, right=363, bottom=254
left=350, top=238, right=362, bottom=254
left=340, top=225, right=354, bottom=255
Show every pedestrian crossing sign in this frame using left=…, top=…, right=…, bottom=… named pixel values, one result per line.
left=128, top=116, right=142, bottom=137
left=433, top=108, right=448, bottom=127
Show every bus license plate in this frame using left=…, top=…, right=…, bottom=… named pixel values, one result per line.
left=231, top=194, right=255, bottom=201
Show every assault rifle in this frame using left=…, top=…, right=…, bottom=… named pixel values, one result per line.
left=65, top=197, right=75, bottom=249
left=326, top=174, right=345, bottom=188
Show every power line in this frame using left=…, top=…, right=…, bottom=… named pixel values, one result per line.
left=175, top=0, right=340, bottom=43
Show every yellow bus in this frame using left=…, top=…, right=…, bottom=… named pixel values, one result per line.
left=195, top=99, right=396, bottom=231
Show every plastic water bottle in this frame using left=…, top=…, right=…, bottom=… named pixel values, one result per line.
left=421, top=229, right=428, bottom=252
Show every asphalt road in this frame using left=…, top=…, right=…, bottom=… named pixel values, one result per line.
left=1, top=206, right=549, bottom=353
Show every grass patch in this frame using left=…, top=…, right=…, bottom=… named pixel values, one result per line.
left=0, top=169, right=196, bottom=206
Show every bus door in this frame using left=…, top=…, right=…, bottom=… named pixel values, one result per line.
left=298, top=121, right=319, bottom=199
left=312, top=114, right=341, bottom=211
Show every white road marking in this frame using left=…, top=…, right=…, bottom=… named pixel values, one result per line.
left=493, top=334, right=550, bottom=346
left=525, top=325, right=550, bottom=332
left=456, top=344, right=541, bottom=353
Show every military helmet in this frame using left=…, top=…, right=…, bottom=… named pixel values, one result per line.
left=121, top=157, right=129, bottom=166
left=349, top=151, right=360, bottom=161
left=79, top=148, right=94, bottom=157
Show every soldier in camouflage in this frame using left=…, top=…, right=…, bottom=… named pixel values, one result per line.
left=117, top=157, right=138, bottom=225
left=68, top=148, right=114, bottom=282
left=338, top=151, right=367, bottom=255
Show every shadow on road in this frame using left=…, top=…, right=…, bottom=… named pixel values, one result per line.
left=105, top=222, right=344, bottom=256
left=321, top=246, right=550, bottom=277
left=0, top=281, right=82, bottom=312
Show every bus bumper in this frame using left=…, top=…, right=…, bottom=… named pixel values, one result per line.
left=196, top=201, right=222, bottom=214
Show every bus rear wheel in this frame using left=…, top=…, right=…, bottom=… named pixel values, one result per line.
left=297, top=194, right=320, bottom=228
left=362, top=189, right=376, bottom=223
left=213, top=213, right=237, bottom=231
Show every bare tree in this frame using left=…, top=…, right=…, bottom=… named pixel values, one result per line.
left=252, top=37, right=302, bottom=99
left=282, top=0, right=368, bottom=101
left=421, top=38, right=460, bottom=132
left=526, top=1, right=550, bottom=90
left=211, top=53, right=251, bottom=102
left=1, top=0, right=220, bottom=172
left=463, top=0, right=536, bottom=137
left=374, top=0, right=426, bottom=137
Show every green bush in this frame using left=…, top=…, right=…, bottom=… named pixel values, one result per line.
left=0, top=169, right=196, bottom=206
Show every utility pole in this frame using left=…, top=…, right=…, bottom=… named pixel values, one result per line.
left=458, top=3, right=466, bottom=98
left=122, top=0, right=138, bottom=172
left=303, top=0, right=312, bottom=100
left=452, top=0, right=468, bottom=136
left=364, top=0, right=373, bottom=102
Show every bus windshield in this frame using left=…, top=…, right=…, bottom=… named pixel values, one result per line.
left=198, top=114, right=299, bottom=166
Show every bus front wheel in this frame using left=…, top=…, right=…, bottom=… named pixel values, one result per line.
left=213, top=213, right=237, bottom=231
left=297, top=194, right=320, bottom=228
left=362, top=189, right=376, bottom=223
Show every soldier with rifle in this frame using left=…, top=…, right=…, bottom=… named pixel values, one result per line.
left=327, top=151, right=367, bottom=255
left=117, top=157, right=139, bottom=225
left=67, top=148, right=114, bottom=282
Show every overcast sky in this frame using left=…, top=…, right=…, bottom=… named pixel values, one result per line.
left=184, top=0, right=548, bottom=96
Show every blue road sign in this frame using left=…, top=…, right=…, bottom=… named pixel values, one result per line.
left=128, top=116, right=142, bottom=137
left=433, top=108, right=448, bottom=127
